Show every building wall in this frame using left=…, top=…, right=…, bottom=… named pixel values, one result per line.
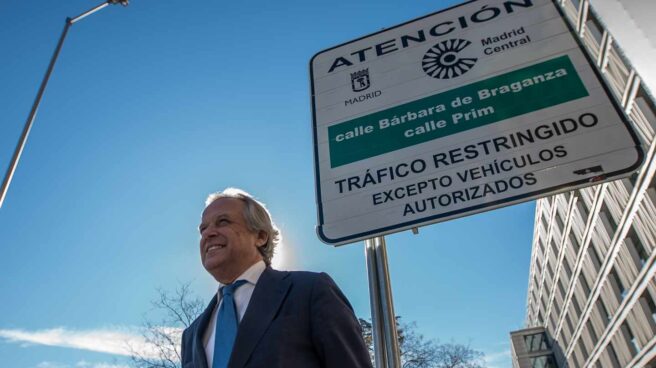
left=524, top=0, right=656, bottom=367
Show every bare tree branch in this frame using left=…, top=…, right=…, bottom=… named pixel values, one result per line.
left=359, top=317, right=486, bottom=368
left=127, top=282, right=204, bottom=368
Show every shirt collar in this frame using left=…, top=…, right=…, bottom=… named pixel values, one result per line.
left=217, top=260, right=266, bottom=291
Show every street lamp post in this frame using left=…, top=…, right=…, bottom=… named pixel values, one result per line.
left=0, top=0, right=129, bottom=208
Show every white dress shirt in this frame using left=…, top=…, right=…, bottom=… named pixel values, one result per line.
left=203, top=260, right=266, bottom=367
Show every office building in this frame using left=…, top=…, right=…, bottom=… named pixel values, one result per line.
left=514, top=0, right=656, bottom=367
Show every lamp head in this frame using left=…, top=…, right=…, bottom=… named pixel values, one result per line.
left=109, top=0, right=129, bottom=6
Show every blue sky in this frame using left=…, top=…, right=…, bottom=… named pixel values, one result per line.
left=0, top=1, right=535, bottom=367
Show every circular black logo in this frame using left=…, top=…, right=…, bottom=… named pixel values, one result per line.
left=422, top=39, right=477, bottom=79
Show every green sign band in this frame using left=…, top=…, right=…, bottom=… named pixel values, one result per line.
left=328, top=55, right=589, bottom=168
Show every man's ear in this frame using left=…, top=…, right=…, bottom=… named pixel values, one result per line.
left=256, top=230, right=268, bottom=247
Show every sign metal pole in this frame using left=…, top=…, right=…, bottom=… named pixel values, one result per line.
left=365, top=236, right=401, bottom=368
left=365, top=238, right=386, bottom=367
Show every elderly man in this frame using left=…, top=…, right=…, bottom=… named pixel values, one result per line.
left=180, top=188, right=373, bottom=368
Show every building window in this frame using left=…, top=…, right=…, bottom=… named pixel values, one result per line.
left=607, top=342, right=622, bottom=368
left=609, top=268, right=626, bottom=300
left=551, top=239, right=560, bottom=259
left=530, top=354, right=557, bottom=368
left=570, top=350, right=580, bottom=368
left=600, top=203, right=617, bottom=230
left=576, top=193, right=589, bottom=220
left=524, top=332, right=549, bottom=352
left=532, top=289, right=538, bottom=304
left=569, top=232, right=580, bottom=254
left=622, top=322, right=640, bottom=355
left=587, top=319, right=598, bottom=345
left=588, top=245, right=603, bottom=272
left=553, top=299, right=561, bottom=317
left=597, top=298, right=612, bottom=324
left=625, top=226, right=649, bottom=268
left=555, top=213, right=565, bottom=232
left=558, top=279, right=567, bottom=300
left=579, top=340, right=589, bottom=362
left=562, top=325, right=570, bottom=348
left=629, top=171, right=638, bottom=186
left=643, top=290, right=656, bottom=324
left=547, top=262, right=555, bottom=280
left=621, top=176, right=635, bottom=193
left=566, top=313, right=575, bottom=335
left=563, top=257, right=573, bottom=279
left=572, top=295, right=582, bottom=317
left=579, top=273, right=591, bottom=295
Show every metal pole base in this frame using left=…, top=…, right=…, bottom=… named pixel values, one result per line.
left=365, top=236, right=401, bottom=368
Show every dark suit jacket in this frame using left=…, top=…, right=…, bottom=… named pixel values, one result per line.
left=181, top=267, right=373, bottom=368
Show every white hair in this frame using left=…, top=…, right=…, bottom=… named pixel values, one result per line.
left=205, top=188, right=280, bottom=266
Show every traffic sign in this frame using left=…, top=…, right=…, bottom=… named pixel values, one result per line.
left=310, top=0, right=643, bottom=245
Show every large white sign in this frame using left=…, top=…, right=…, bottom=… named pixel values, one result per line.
left=310, top=0, right=643, bottom=245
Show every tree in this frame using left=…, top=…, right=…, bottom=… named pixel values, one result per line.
left=358, top=318, right=486, bottom=368
left=128, top=283, right=204, bottom=368
left=433, top=342, right=487, bottom=368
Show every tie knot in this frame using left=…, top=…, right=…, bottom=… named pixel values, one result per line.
left=221, top=279, right=247, bottom=297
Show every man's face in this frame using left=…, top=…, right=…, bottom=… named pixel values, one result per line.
left=199, top=197, right=266, bottom=282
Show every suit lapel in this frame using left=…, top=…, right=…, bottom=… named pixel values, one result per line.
left=192, top=294, right=217, bottom=368
left=229, top=268, right=291, bottom=368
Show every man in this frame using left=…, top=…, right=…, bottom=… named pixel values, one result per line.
left=181, top=188, right=373, bottom=368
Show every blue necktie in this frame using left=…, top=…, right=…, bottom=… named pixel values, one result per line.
left=213, top=279, right=247, bottom=368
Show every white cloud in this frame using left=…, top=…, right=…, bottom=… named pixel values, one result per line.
left=76, top=360, right=129, bottom=368
left=35, top=361, right=129, bottom=368
left=484, top=348, right=511, bottom=368
left=36, top=362, right=68, bottom=368
left=0, top=326, right=180, bottom=359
